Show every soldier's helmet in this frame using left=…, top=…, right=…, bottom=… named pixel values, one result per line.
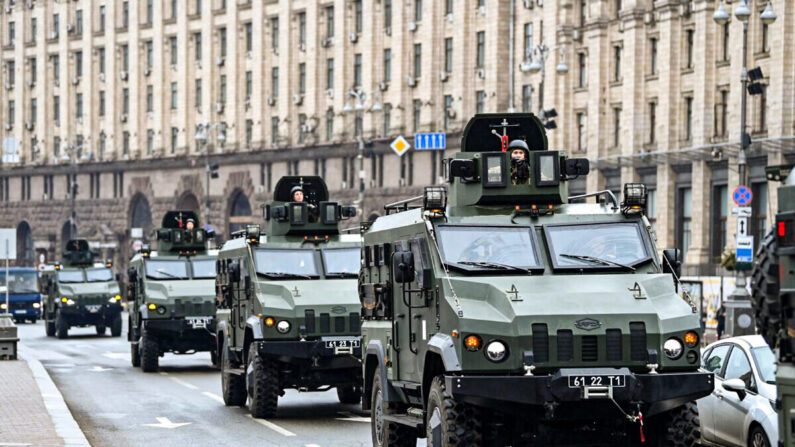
left=290, top=185, right=304, bottom=201
left=508, top=139, right=530, bottom=159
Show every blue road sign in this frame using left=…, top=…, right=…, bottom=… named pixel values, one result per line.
left=736, top=235, right=754, bottom=263
left=732, top=186, right=753, bottom=206
left=414, top=132, right=446, bottom=151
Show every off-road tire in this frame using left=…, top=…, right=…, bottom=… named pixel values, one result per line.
left=426, top=375, right=482, bottom=447
left=645, top=401, right=701, bottom=447
left=370, top=368, right=417, bottom=447
left=140, top=329, right=159, bottom=373
left=55, top=309, right=68, bottom=339
left=110, top=314, right=122, bottom=337
left=210, top=350, right=219, bottom=367
left=337, top=386, right=362, bottom=405
left=96, top=324, right=106, bottom=335
left=130, top=341, right=141, bottom=367
left=751, top=227, right=781, bottom=346
left=246, top=343, right=279, bottom=418
left=30, top=318, right=37, bottom=324
left=221, top=342, right=246, bottom=406
left=749, top=424, right=770, bottom=447
left=45, top=313, right=55, bottom=337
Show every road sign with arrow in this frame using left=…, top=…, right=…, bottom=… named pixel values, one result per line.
left=144, top=417, right=191, bottom=429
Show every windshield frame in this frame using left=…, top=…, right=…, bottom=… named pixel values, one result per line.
left=85, top=267, right=115, bottom=283
left=320, top=247, right=361, bottom=278
left=543, top=220, right=654, bottom=272
left=434, top=223, right=545, bottom=274
left=57, top=269, right=86, bottom=283
left=190, top=258, right=218, bottom=279
left=0, top=270, right=40, bottom=293
left=144, top=259, right=190, bottom=280
left=253, top=247, right=321, bottom=279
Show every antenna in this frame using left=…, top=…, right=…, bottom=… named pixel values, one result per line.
left=489, top=119, right=519, bottom=152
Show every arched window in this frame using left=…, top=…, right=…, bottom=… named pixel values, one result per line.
left=177, top=192, right=200, bottom=215
left=129, top=194, right=153, bottom=238
left=228, top=190, right=252, bottom=236
left=15, top=221, right=33, bottom=266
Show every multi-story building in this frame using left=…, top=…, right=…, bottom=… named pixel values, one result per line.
left=0, top=0, right=792, bottom=276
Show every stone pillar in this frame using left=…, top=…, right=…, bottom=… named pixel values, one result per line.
left=685, top=160, right=712, bottom=267
left=656, top=162, right=676, bottom=250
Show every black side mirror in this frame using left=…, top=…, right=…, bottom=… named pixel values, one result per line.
left=115, top=273, right=121, bottom=282
left=662, top=249, right=682, bottom=278
left=564, top=158, right=591, bottom=177
left=127, top=268, right=137, bottom=282
left=393, top=251, right=415, bottom=284
left=341, top=206, right=358, bottom=219
left=229, top=261, right=241, bottom=283
left=244, top=274, right=251, bottom=293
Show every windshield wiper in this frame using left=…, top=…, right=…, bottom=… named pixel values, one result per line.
left=155, top=269, right=187, bottom=279
left=325, top=272, right=358, bottom=278
left=457, top=261, right=532, bottom=273
left=559, top=254, right=635, bottom=272
left=260, top=272, right=315, bottom=279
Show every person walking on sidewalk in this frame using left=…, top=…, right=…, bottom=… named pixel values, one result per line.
left=716, top=306, right=726, bottom=340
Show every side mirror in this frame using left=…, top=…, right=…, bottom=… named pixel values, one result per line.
left=662, top=249, right=681, bottom=278
left=229, top=261, right=241, bottom=283
left=722, top=378, right=747, bottom=401
left=244, top=274, right=251, bottom=293
left=564, top=158, right=590, bottom=177
left=115, top=273, right=121, bottom=282
left=127, top=268, right=137, bottom=282
left=341, top=206, right=358, bottom=219
left=393, top=251, right=415, bottom=284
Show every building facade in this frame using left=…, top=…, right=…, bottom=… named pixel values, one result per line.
left=0, top=0, right=793, bottom=275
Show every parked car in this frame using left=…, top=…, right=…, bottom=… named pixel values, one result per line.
left=698, top=335, right=777, bottom=447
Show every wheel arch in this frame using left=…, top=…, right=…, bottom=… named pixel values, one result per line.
left=364, top=339, right=400, bottom=411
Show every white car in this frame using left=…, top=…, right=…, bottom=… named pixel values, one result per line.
left=698, top=335, right=778, bottom=447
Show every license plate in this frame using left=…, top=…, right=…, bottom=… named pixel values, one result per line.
left=186, top=317, right=212, bottom=329
left=14, top=309, right=26, bottom=314
left=85, top=305, right=101, bottom=313
left=324, top=339, right=360, bottom=349
left=568, top=375, right=626, bottom=388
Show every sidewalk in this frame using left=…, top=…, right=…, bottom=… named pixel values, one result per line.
left=0, top=345, right=90, bottom=446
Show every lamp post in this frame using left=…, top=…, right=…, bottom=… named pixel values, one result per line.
left=61, top=141, right=87, bottom=242
left=713, top=0, right=777, bottom=336
left=524, top=43, right=567, bottom=126
left=343, top=89, right=382, bottom=215
left=194, top=123, right=226, bottom=226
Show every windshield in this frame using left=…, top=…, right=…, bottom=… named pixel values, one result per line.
left=322, top=248, right=360, bottom=277
left=0, top=271, right=39, bottom=293
left=546, top=223, right=650, bottom=268
left=57, top=270, right=85, bottom=283
left=752, top=346, right=776, bottom=384
left=437, top=226, right=541, bottom=269
left=191, top=259, right=217, bottom=279
left=254, top=249, right=319, bottom=278
left=145, top=260, right=189, bottom=280
left=85, top=268, right=114, bottom=282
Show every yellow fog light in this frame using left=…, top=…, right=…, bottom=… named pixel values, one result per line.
left=147, top=303, right=157, bottom=310
left=61, top=297, right=68, bottom=303
left=264, top=317, right=275, bottom=327
left=683, top=331, right=699, bottom=348
left=464, top=335, right=482, bottom=352
left=115, top=294, right=122, bottom=301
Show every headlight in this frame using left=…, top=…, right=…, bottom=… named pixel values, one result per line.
left=108, top=297, right=118, bottom=304
left=65, top=299, right=75, bottom=306
left=664, top=338, right=684, bottom=360
left=0, top=303, right=6, bottom=310
left=32, top=302, right=41, bottom=309
left=156, top=306, right=167, bottom=315
left=485, top=340, right=508, bottom=362
left=276, top=320, right=291, bottom=334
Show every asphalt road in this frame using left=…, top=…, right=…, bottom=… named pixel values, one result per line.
left=17, top=313, right=386, bottom=447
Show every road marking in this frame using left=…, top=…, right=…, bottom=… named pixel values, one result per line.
left=89, top=366, right=113, bottom=372
left=169, top=377, right=198, bottom=390
left=143, top=417, right=191, bottom=429
left=159, top=372, right=169, bottom=376
left=102, top=352, right=129, bottom=360
left=305, top=444, right=322, bottom=447
left=247, top=414, right=296, bottom=437
left=202, top=391, right=225, bottom=403
left=335, top=411, right=370, bottom=423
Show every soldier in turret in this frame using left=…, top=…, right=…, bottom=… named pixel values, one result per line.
left=509, top=140, right=531, bottom=185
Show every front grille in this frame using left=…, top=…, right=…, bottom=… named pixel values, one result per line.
left=606, top=329, right=623, bottom=361
left=334, top=316, right=345, bottom=332
left=532, top=323, right=549, bottom=362
left=304, top=309, right=316, bottom=333
left=557, top=330, right=573, bottom=361
left=77, top=295, right=105, bottom=306
left=581, top=336, right=598, bottom=361
left=302, top=309, right=357, bottom=335
left=174, top=299, right=214, bottom=316
left=349, top=313, right=360, bottom=332
left=320, top=313, right=330, bottom=332
left=630, top=322, right=648, bottom=361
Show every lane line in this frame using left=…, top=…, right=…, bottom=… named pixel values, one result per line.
left=201, top=391, right=225, bottom=404
left=159, top=372, right=169, bottom=376
left=305, top=444, right=322, bottom=447
left=246, top=415, right=296, bottom=437
left=169, top=377, right=198, bottom=390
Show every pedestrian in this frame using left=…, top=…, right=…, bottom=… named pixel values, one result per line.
left=716, top=306, right=726, bottom=340
left=508, top=140, right=531, bottom=185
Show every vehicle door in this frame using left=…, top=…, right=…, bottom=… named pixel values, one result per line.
left=229, top=257, right=247, bottom=348
left=713, top=345, right=756, bottom=446
left=393, top=237, right=432, bottom=383
left=699, top=344, right=732, bottom=442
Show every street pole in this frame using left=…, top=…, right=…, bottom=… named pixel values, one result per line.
left=69, top=145, right=78, bottom=241
left=357, top=133, right=364, bottom=214
left=204, top=137, right=211, bottom=227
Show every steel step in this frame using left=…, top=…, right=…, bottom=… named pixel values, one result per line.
left=383, top=413, right=424, bottom=430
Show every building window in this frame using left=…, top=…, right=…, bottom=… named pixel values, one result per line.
left=384, top=0, right=392, bottom=31
left=415, top=0, right=422, bottom=22
left=170, top=36, right=178, bottom=65
left=444, top=95, right=453, bottom=130
left=383, top=103, right=391, bottom=136
left=195, top=79, right=202, bottom=108
left=31, top=17, right=37, bottom=42
left=383, top=49, right=391, bottom=82
left=761, top=22, right=769, bottom=53
left=613, top=45, right=622, bottom=82
left=580, top=0, right=587, bottom=27
left=476, top=31, right=485, bottom=68
left=53, top=95, right=60, bottom=122
left=52, top=14, right=59, bottom=38
left=648, top=101, right=656, bottom=144
left=52, top=55, right=59, bottom=83
left=684, top=96, right=693, bottom=141
left=76, top=93, right=83, bottom=118
left=123, top=131, right=130, bottom=155
left=715, top=89, right=728, bottom=138
left=147, top=129, right=154, bottom=155
left=146, top=85, right=153, bottom=113
left=120, top=45, right=127, bottom=72
left=245, top=23, right=253, bottom=53
left=171, top=0, right=178, bottom=19
left=576, top=112, right=586, bottom=151
left=355, top=0, right=363, bottom=34
left=326, top=109, right=334, bottom=140
left=5, top=61, right=13, bottom=86
left=615, top=0, right=622, bottom=17
left=325, top=6, right=334, bottom=38
left=476, top=90, right=486, bottom=114
left=523, top=23, right=533, bottom=59
left=246, top=119, right=253, bottom=147
left=122, top=88, right=129, bottom=114
left=413, top=44, right=422, bottom=79
left=7, top=100, right=14, bottom=124
left=757, top=84, right=767, bottom=132
left=445, top=0, right=453, bottom=15
left=143, top=41, right=152, bottom=69
left=354, top=54, right=362, bottom=87
left=326, top=59, right=334, bottom=90
left=613, top=107, right=621, bottom=147
left=354, top=114, right=363, bottom=137
left=76, top=10, right=83, bottom=35
left=711, top=184, right=728, bottom=259
left=171, top=127, right=178, bottom=154
left=7, top=21, right=14, bottom=46
left=171, top=82, right=178, bottom=109
left=146, top=0, right=153, bottom=24
left=29, top=98, right=36, bottom=123
left=99, top=91, right=106, bottom=116
left=522, top=85, right=532, bottom=112
left=650, top=37, right=658, bottom=75
left=685, top=29, right=694, bottom=69
left=444, top=38, right=453, bottom=73
left=194, top=32, right=202, bottom=61
left=76, top=51, right=84, bottom=77
left=751, top=182, right=768, bottom=243
left=722, top=23, right=730, bottom=61
left=578, top=52, right=587, bottom=87
left=298, top=12, right=306, bottom=46
left=219, top=27, right=227, bottom=58
left=678, top=187, right=693, bottom=261
left=413, top=99, right=421, bottom=131
left=647, top=188, right=657, bottom=229
left=271, top=67, right=279, bottom=98
left=271, top=117, right=279, bottom=144
left=220, top=75, right=227, bottom=104
left=98, top=134, right=106, bottom=160
left=271, top=17, right=279, bottom=51
left=245, top=71, right=252, bottom=102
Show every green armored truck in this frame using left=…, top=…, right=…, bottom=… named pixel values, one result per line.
left=359, top=114, right=714, bottom=447
left=40, top=239, right=122, bottom=339
left=127, top=211, right=218, bottom=372
left=215, top=176, right=362, bottom=418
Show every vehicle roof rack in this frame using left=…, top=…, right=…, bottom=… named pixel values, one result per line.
left=384, top=195, right=424, bottom=215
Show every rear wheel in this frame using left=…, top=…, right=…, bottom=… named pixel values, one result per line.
left=337, top=385, right=363, bottom=404
left=751, top=227, right=781, bottom=346
left=110, top=314, right=122, bottom=337
left=645, top=402, right=701, bottom=447
left=55, top=309, right=68, bottom=339
left=246, top=343, right=279, bottom=419
left=426, top=375, right=482, bottom=447
left=371, top=368, right=417, bottom=447
left=221, top=342, right=246, bottom=406
left=140, top=328, right=159, bottom=373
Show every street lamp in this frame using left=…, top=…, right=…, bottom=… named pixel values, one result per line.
left=194, top=122, right=226, bottom=227
left=61, top=141, right=87, bottom=242
left=343, top=88, right=381, bottom=214
left=713, top=0, right=777, bottom=336
left=522, top=42, right=567, bottom=128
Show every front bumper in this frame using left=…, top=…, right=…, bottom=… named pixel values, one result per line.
left=60, top=303, right=121, bottom=321
left=257, top=336, right=362, bottom=359
left=2, top=307, right=41, bottom=318
left=142, top=317, right=217, bottom=352
left=447, top=368, right=714, bottom=416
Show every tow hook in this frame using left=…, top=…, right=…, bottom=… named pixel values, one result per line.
left=609, top=400, right=645, bottom=443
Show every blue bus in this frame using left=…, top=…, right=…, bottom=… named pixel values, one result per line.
left=0, top=267, right=42, bottom=323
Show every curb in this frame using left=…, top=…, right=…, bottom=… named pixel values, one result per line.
left=19, top=344, right=91, bottom=447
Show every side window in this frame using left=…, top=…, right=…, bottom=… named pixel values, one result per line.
left=724, top=348, right=755, bottom=390
left=704, top=344, right=731, bottom=377
left=409, top=238, right=430, bottom=288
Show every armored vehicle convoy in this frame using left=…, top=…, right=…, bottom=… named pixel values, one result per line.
left=215, top=176, right=362, bottom=418
left=40, top=240, right=122, bottom=339
left=359, top=114, right=714, bottom=447
left=127, top=211, right=218, bottom=372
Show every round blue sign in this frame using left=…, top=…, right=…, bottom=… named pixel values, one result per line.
left=733, top=186, right=753, bottom=206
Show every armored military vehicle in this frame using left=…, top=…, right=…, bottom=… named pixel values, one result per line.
left=40, top=240, right=122, bottom=339
left=127, top=211, right=218, bottom=372
left=359, top=114, right=714, bottom=447
left=751, top=165, right=795, bottom=446
left=215, top=176, right=362, bottom=418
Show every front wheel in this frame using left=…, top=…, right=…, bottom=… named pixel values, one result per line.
left=371, top=368, right=417, bottom=447
left=645, top=401, right=701, bottom=447
left=749, top=425, right=770, bottom=447
left=221, top=342, right=246, bottom=406
left=246, top=343, right=279, bottom=418
left=337, top=385, right=362, bottom=405
left=426, top=375, right=482, bottom=447
left=96, top=324, right=107, bottom=335
left=130, top=342, right=141, bottom=367
left=110, top=314, right=122, bottom=337
left=140, top=328, right=159, bottom=373
left=55, top=309, right=68, bottom=339
left=30, top=318, right=37, bottom=324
